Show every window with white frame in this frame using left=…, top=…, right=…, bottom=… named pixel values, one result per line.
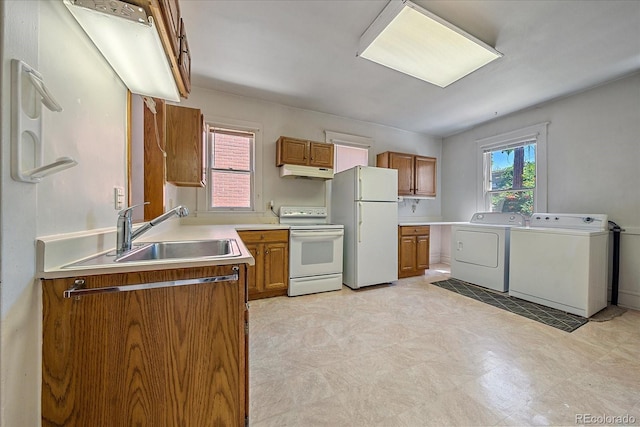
left=325, top=130, right=371, bottom=172
left=477, top=123, right=548, bottom=216
left=333, top=144, right=369, bottom=173
left=208, top=127, right=255, bottom=210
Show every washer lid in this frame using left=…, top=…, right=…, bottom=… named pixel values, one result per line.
left=470, top=212, right=525, bottom=226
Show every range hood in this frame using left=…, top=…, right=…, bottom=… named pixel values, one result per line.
left=279, top=164, right=334, bottom=180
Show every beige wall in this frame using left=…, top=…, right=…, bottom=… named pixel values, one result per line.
left=172, top=86, right=443, bottom=223
left=1, top=1, right=128, bottom=425
left=442, top=72, right=640, bottom=309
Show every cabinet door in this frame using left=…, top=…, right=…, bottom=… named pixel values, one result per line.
left=238, top=230, right=289, bottom=300
left=414, top=156, right=436, bottom=197
left=390, top=153, right=414, bottom=196
left=178, top=18, right=191, bottom=94
left=165, top=105, right=205, bottom=187
left=158, top=0, right=180, bottom=59
left=277, top=137, right=309, bottom=166
left=244, top=242, right=262, bottom=296
left=264, top=242, right=288, bottom=292
left=143, top=98, right=166, bottom=220
left=416, top=234, right=430, bottom=270
left=309, top=142, right=334, bottom=168
left=42, top=266, right=246, bottom=427
left=399, top=235, right=417, bottom=274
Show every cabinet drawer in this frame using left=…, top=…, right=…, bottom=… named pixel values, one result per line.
left=399, top=226, right=430, bottom=236
left=238, top=229, right=289, bottom=244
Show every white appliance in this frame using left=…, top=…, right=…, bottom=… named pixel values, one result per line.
left=331, top=166, right=398, bottom=289
left=509, top=213, right=609, bottom=317
left=279, top=164, right=333, bottom=180
left=451, top=212, right=526, bottom=292
left=279, top=206, right=344, bottom=296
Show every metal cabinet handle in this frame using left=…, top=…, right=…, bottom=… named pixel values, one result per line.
left=64, top=267, right=239, bottom=299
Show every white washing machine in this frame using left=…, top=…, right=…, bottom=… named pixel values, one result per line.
left=451, top=212, right=526, bottom=292
left=509, top=213, right=609, bottom=318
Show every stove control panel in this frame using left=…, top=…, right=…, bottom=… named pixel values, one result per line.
left=280, top=206, right=327, bottom=219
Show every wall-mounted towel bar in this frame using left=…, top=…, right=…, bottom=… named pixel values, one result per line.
left=11, top=59, right=78, bottom=183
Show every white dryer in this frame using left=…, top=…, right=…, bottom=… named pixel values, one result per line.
left=509, top=213, right=609, bottom=318
left=451, top=212, right=526, bottom=292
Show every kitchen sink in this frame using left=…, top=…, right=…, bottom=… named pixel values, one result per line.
left=64, top=239, right=242, bottom=268
left=116, top=239, right=240, bottom=262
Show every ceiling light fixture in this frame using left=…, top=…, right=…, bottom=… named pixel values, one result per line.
left=63, top=0, right=180, bottom=101
left=357, top=0, right=502, bottom=88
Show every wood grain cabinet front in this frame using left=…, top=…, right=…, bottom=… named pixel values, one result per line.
left=41, top=265, right=248, bottom=427
left=165, top=104, right=206, bottom=187
left=237, top=230, right=289, bottom=300
left=142, top=102, right=205, bottom=221
left=398, top=226, right=430, bottom=278
left=276, top=136, right=334, bottom=169
left=377, top=151, right=437, bottom=197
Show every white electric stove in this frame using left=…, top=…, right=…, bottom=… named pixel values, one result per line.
left=279, top=207, right=344, bottom=296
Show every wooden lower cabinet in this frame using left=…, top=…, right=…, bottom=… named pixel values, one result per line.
left=398, top=225, right=430, bottom=278
left=237, top=229, right=289, bottom=300
left=238, top=230, right=289, bottom=300
left=41, top=264, right=248, bottom=427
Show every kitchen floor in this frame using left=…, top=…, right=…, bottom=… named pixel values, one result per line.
left=248, top=264, right=640, bottom=426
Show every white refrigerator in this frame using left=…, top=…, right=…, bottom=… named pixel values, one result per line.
left=331, top=166, right=398, bottom=289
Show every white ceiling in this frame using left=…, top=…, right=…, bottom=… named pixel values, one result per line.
left=180, top=0, right=640, bottom=137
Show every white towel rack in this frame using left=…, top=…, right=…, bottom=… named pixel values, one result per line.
left=11, top=59, right=77, bottom=183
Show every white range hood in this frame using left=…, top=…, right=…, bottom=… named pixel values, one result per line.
left=279, top=164, right=334, bottom=180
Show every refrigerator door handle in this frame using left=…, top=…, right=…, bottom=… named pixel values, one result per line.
left=358, top=202, right=362, bottom=243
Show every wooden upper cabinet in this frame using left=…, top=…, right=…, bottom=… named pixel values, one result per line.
left=178, top=18, right=191, bottom=94
left=158, top=0, right=180, bottom=58
left=390, top=152, right=414, bottom=195
left=309, top=142, right=333, bottom=168
left=165, top=104, right=206, bottom=187
left=143, top=98, right=166, bottom=220
left=377, top=151, right=437, bottom=197
left=414, top=155, right=437, bottom=197
left=277, top=137, right=308, bottom=165
left=276, top=136, right=334, bottom=169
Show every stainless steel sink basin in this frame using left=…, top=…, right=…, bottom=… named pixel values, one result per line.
left=116, top=239, right=239, bottom=262
left=64, top=239, right=242, bottom=268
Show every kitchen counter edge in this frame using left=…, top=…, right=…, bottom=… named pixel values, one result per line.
left=37, top=223, right=290, bottom=279
left=398, top=221, right=467, bottom=226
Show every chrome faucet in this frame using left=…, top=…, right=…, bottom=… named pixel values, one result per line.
left=116, top=203, right=189, bottom=256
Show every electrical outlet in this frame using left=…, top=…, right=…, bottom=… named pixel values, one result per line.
left=269, top=200, right=274, bottom=209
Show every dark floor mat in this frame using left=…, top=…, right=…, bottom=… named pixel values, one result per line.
left=431, top=278, right=588, bottom=332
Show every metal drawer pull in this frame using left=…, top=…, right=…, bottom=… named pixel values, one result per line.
left=64, top=268, right=239, bottom=299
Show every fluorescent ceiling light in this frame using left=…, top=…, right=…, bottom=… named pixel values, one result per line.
left=358, top=0, right=502, bottom=88
left=64, top=0, right=180, bottom=101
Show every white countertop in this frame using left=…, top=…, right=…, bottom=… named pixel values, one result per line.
left=37, top=222, right=290, bottom=279
left=398, top=221, right=466, bottom=226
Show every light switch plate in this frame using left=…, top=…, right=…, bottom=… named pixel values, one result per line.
left=114, top=186, right=124, bottom=210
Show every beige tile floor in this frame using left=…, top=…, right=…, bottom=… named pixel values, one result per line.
left=248, top=264, right=640, bottom=426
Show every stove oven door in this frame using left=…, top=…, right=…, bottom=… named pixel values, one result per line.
left=289, top=229, right=344, bottom=278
